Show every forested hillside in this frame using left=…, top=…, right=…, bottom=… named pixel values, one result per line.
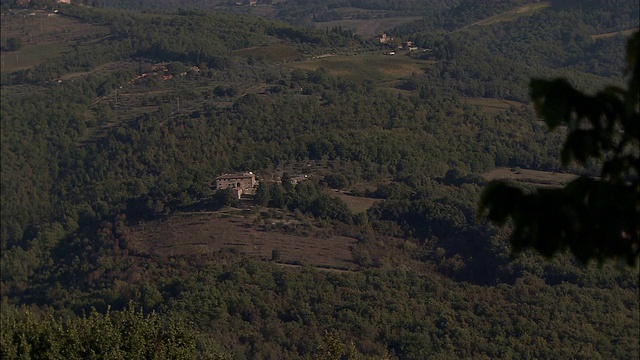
left=1, top=0, right=638, bottom=358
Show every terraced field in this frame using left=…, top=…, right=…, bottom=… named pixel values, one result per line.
left=131, top=209, right=359, bottom=270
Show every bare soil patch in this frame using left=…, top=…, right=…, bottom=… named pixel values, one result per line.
left=482, top=167, right=577, bottom=187
left=591, top=28, right=639, bottom=40
left=471, top=2, right=551, bottom=26
left=130, top=210, right=358, bottom=270
left=463, top=97, right=528, bottom=113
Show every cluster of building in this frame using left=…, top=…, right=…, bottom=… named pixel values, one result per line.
left=214, top=172, right=308, bottom=200
left=235, top=0, right=258, bottom=5
left=215, top=172, right=257, bottom=199
left=378, top=33, right=420, bottom=54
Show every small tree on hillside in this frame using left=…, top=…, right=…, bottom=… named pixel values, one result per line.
left=6, top=37, right=22, bottom=51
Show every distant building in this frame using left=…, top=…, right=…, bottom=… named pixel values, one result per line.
left=215, top=172, right=257, bottom=197
left=290, top=174, right=308, bottom=185
left=378, top=33, right=394, bottom=44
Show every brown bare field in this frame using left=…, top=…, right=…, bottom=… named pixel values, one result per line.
left=471, top=2, right=551, bottom=26
left=130, top=210, right=358, bottom=270
left=591, top=28, right=639, bottom=40
left=463, top=97, right=528, bottom=113
left=482, top=167, right=577, bottom=187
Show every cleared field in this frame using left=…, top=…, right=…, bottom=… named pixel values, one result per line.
left=591, top=28, right=639, bottom=40
left=233, top=43, right=300, bottom=62
left=61, top=60, right=137, bottom=80
left=334, top=192, right=379, bottom=214
left=483, top=167, right=578, bottom=187
left=288, top=52, right=429, bottom=83
left=131, top=210, right=358, bottom=270
left=472, top=2, right=551, bottom=26
left=463, top=97, right=528, bottom=113
left=1, top=42, right=71, bottom=72
left=1, top=12, right=109, bottom=43
left=1, top=11, right=110, bottom=73
left=311, top=16, right=423, bottom=39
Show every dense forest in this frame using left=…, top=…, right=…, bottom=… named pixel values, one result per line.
left=1, top=0, right=638, bottom=358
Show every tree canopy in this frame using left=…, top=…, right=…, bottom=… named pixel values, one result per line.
left=480, top=32, right=639, bottom=267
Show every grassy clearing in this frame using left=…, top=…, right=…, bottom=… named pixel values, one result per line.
left=1, top=11, right=110, bottom=74
left=311, top=16, right=423, bottom=39
left=463, top=97, right=528, bottom=113
left=233, top=43, right=300, bottom=62
left=472, top=2, right=551, bottom=26
left=287, top=52, right=429, bottom=83
left=482, top=167, right=577, bottom=187
left=1, top=11, right=110, bottom=45
left=1, top=42, right=71, bottom=72
left=60, top=60, right=137, bottom=80
left=334, top=192, right=379, bottom=214
left=591, top=28, right=639, bottom=40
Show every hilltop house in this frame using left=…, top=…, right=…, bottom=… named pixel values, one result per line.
left=378, top=33, right=394, bottom=44
left=215, top=172, right=257, bottom=198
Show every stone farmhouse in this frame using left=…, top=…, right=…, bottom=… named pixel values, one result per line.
left=378, top=33, right=393, bottom=44
left=215, top=172, right=257, bottom=198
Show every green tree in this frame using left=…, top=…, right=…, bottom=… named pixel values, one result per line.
left=480, top=32, right=639, bottom=267
left=214, top=188, right=238, bottom=208
left=255, top=181, right=271, bottom=206
left=5, top=37, right=21, bottom=51
left=281, top=172, right=293, bottom=192
left=270, top=182, right=285, bottom=208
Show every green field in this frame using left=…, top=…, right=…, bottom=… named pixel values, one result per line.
left=334, top=192, right=379, bottom=214
left=287, top=52, right=430, bottom=83
left=1, top=42, right=71, bottom=72
left=1, top=10, right=110, bottom=74
left=311, top=16, right=423, bottom=39
left=233, top=43, right=300, bottom=62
